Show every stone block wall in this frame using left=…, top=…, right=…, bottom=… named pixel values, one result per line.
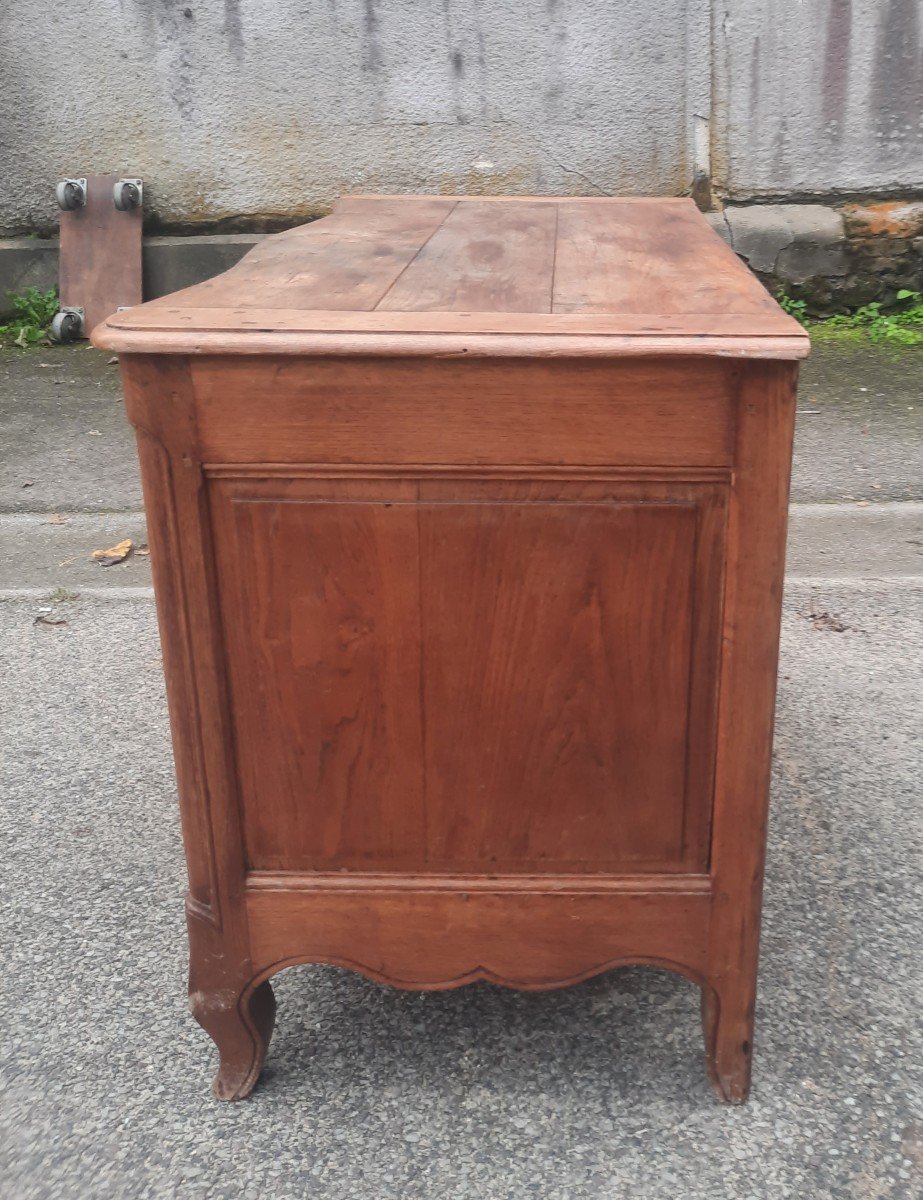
left=709, top=201, right=923, bottom=314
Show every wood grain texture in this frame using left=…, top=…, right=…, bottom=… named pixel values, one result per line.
left=153, top=196, right=457, bottom=312
left=248, top=871, right=713, bottom=894
left=210, top=480, right=427, bottom=871
left=120, top=356, right=274, bottom=1099
left=107, top=308, right=801, bottom=337
left=121, top=357, right=223, bottom=920
left=704, top=361, right=798, bottom=1103
left=244, top=885, right=712, bottom=992
left=59, top=174, right=142, bottom=336
left=93, top=327, right=808, bottom=360
left=552, top=200, right=780, bottom=316
left=108, top=196, right=804, bottom=1102
left=376, top=200, right=558, bottom=313
left=192, top=356, right=736, bottom=467
left=209, top=476, right=726, bottom=875
left=415, top=489, right=702, bottom=872
left=92, top=195, right=809, bottom=359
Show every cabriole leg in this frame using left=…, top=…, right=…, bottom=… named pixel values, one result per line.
left=701, top=981, right=755, bottom=1104
left=189, top=979, right=276, bottom=1101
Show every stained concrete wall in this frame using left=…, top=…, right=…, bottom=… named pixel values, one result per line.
left=719, top=0, right=923, bottom=198
left=0, top=0, right=707, bottom=234
left=0, top=1, right=920, bottom=235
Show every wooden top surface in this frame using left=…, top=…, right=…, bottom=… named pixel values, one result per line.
left=94, top=196, right=809, bottom=359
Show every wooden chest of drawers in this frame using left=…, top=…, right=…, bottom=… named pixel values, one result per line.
left=95, top=196, right=809, bottom=1102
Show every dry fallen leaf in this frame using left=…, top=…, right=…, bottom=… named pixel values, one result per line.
left=46, top=512, right=69, bottom=525
left=90, top=538, right=133, bottom=566
left=21, top=480, right=35, bottom=489
left=136, top=543, right=150, bottom=556
left=34, top=613, right=67, bottom=628
left=107, top=357, right=118, bottom=365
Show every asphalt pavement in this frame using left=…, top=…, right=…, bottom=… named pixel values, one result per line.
left=1, top=342, right=921, bottom=1199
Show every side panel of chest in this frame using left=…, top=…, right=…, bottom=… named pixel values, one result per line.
left=118, top=346, right=796, bottom=1103
left=208, top=473, right=726, bottom=876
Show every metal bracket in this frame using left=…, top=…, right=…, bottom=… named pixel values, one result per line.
left=113, top=178, right=143, bottom=210
left=49, top=307, right=86, bottom=343
left=55, top=178, right=88, bottom=211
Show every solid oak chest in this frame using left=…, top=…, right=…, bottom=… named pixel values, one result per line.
left=95, top=195, right=809, bottom=1102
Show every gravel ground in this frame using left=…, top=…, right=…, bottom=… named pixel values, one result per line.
left=1, top=580, right=921, bottom=1199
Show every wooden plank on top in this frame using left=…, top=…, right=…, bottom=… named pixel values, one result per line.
left=175, top=196, right=458, bottom=312
left=553, top=199, right=781, bottom=319
left=376, top=200, right=558, bottom=313
left=112, top=305, right=803, bottom=339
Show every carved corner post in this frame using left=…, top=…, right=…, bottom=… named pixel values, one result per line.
left=120, top=355, right=274, bottom=1100
left=704, top=361, right=798, bottom=1103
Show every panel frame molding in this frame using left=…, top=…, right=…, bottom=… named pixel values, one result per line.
left=206, top=464, right=729, bottom=877
left=204, top=462, right=733, bottom=484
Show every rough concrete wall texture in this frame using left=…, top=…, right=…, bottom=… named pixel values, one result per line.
left=720, top=0, right=923, bottom=197
left=1, top=0, right=912, bottom=234
left=0, top=1, right=920, bottom=235
left=0, top=0, right=706, bottom=234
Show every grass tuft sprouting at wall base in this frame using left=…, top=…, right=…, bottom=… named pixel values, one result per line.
left=779, top=290, right=923, bottom=346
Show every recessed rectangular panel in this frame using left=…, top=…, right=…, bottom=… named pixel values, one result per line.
left=212, top=485, right=426, bottom=870
left=418, top=500, right=698, bottom=871
left=210, top=478, right=723, bottom=875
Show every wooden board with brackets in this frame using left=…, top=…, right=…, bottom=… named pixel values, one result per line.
left=56, top=173, right=142, bottom=340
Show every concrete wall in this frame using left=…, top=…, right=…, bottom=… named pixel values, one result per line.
left=0, top=0, right=707, bottom=234
left=719, top=0, right=923, bottom=198
left=0, top=1, right=920, bottom=235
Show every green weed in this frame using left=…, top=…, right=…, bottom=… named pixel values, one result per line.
left=0, top=287, right=59, bottom=348
left=778, top=294, right=809, bottom=324
left=781, top=289, right=923, bottom=345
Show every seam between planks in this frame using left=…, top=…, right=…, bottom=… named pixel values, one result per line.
left=548, top=201, right=560, bottom=316
left=371, top=201, right=460, bottom=311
